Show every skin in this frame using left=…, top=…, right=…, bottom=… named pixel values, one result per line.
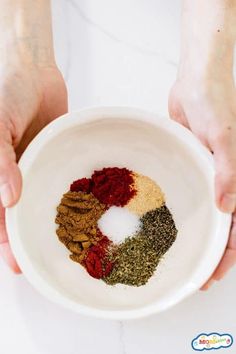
left=169, top=0, right=236, bottom=289
left=0, top=1, right=235, bottom=290
left=0, top=0, right=68, bottom=271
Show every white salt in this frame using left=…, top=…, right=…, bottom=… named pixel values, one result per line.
left=98, top=206, right=141, bottom=244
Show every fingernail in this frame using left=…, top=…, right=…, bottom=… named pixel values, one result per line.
left=0, top=183, right=14, bottom=207
left=221, top=193, right=236, bottom=213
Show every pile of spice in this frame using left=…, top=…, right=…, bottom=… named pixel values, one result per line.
left=70, top=167, right=136, bottom=206
left=55, top=167, right=178, bottom=286
left=127, top=173, right=165, bottom=215
left=104, top=206, right=177, bottom=286
left=55, top=191, right=106, bottom=264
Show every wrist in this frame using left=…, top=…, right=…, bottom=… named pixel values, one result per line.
left=178, top=41, right=234, bottom=83
left=179, top=0, right=236, bottom=82
left=0, top=0, right=55, bottom=67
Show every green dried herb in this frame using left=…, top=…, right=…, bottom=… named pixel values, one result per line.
left=103, top=205, right=177, bottom=286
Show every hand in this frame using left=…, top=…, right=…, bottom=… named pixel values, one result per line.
left=0, top=59, right=68, bottom=272
left=169, top=76, right=236, bottom=289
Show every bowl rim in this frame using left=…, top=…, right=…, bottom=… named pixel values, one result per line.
left=6, top=106, right=231, bottom=320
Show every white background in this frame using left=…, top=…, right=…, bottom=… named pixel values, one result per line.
left=1, top=1, right=236, bottom=353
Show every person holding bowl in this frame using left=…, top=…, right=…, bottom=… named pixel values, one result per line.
left=0, top=0, right=236, bottom=290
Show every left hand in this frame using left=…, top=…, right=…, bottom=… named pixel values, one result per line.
left=169, top=76, right=236, bottom=290
left=0, top=61, right=68, bottom=273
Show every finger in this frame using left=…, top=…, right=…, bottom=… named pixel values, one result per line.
left=212, top=211, right=236, bottom=280
left=201, top=249, right=236, bottom=290
left=0, top=201, right=7, bottom=243
left=212, top=124, right=236, bottom=213
left=0, top=123, right=22, bottom=207
left=201, top=212, right=236, bottom=290
left=201, top=278, right=215, bottom=291
left=228, top=212, right=236, bottom=249
left=0, top=202, right=21, bottom=273
left=212, top=248, right=236, bottom=280
left=0, top=243, right=21, bottom=273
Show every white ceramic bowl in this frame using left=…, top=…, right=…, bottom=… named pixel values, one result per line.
left=6, top=106, right=231, bottom=320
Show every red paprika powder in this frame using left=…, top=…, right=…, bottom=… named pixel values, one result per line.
left=83, top=232, right=114, bottom=279
left=70, top=177, right=91, bottom=193
left=91, top=167, right=136, bottom=206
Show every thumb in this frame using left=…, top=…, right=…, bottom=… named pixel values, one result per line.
left=0, top=125, right=22, bottom=207
left=168, top=84, right=190, bottom=129
left=213, top=127, right=236, bottom=213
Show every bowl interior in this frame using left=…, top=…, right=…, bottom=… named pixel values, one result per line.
left=8, top=111, right=229, bottom=316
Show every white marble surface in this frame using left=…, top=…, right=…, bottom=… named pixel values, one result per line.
left=1, top=1, right=236, bottom=353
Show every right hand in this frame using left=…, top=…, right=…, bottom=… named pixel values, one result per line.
left=0, top=58, right=68, bottom=273
left=169, top=75, right=236, bottom=289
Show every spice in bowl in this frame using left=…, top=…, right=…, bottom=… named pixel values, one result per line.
left=55, top=167, right=178, bottom=286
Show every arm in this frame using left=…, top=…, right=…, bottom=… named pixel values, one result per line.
left=169, top=0, right=236, bottom=288
left=0, top=0, right=67, bottom=272
left=179, top=0, right=236, bottom=82
left=0, top=0, right=55, bottom=67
